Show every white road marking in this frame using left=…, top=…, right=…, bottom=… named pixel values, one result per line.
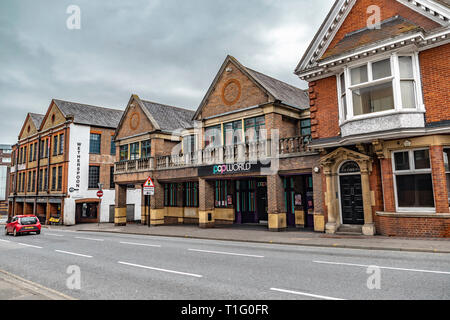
left=118, top=261, right=203, bottom=278
left=120, top=241, right=161, bottom=248
left=270, top=288, right=345, bottom=300
left=18, top=243, right=43, bottom=249
left=45, top=233, right=64, bottom=237
left=0, top=239, right=11, bottom=243
left=55, top=250, right=93, bottom=258
left=188, top=248, right=264, bottom=258
left=314, top=260, right=450, bottom=275
left=75, top=237, right=104, bottom=242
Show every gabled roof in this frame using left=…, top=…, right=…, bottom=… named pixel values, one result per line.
left=295, top=0, right=450, bottom=78
left=29, top=113, right=45, bottom=129
left=194, top=55, right=308, bottom=120
left=140, top=100, right=195, bottom=132
left=51, top=99, right=124, bottom=129
left=245, top=67, right=309, bottom=108
left=18, top=112, right=44, bottom=140
left=320, top=16, right=423, bottom=61
left=115, top=95, right=194, bottom=139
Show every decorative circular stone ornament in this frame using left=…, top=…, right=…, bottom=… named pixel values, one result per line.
left=221, top=79, right=241, bottom=106
left=130, top=112, right=140, bottom=130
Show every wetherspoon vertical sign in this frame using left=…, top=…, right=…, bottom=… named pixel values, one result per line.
left=76, top=142, right=81, bottom=188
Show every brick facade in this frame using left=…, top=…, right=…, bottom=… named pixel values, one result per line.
left=309, top=77, right=340, bottom=140
left=420, top=43, right=450, bottom=124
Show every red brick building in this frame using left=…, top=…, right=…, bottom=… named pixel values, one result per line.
left=295, top=0, right=450, bottom=237
left=114, top=56, right=324, bottom=232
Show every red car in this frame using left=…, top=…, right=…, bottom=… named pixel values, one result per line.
left=4, top=215, right=41, bottom=237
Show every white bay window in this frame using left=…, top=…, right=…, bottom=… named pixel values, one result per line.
left=338, top=53, right=423, bottom=123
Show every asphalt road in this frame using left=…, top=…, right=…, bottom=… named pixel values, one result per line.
left=0, top=228, right=449, bottom=300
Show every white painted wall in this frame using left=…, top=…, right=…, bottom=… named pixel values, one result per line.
left=64, top=123, right=119, bottom=225
left=127, top=189, right=142, bottom=221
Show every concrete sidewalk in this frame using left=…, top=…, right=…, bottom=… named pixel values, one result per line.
left=45, top=223, right=450, bottom=254
left=0, top=269, right=74, bottom=300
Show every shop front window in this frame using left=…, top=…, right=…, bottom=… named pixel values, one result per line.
left=184, top=182, right=199, bottom=208
left=215, top=180, right=228, bottom=208
left=164, top=183, right=178, bottom=207
left=393, top=149, right=434, bottom=210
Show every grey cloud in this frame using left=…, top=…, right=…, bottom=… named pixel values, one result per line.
left=0, top=0, right=334, bottom=144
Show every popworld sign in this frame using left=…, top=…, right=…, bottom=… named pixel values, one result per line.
left=198, top=161, right=271, bottom=177
left=213, top=163, right=252, bottom=175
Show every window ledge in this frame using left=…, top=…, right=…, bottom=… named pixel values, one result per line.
left=376, top=211, right=450, bottom=218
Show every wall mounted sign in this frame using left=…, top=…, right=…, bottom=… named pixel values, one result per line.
left=198, top=161, right=271, bottom=177
left=76, top=142, right=82, bottom=188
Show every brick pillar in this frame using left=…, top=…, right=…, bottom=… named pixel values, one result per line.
left=115, top=184, right=127, bottom=226
left=431, top=146, right=450, bottom=213
left=199, top=178, right=215, bottom=228
left=267, top=174, right=286, bottom=232
left=150, top=179, right=165, bottom=225
left=380, top=158, right=396, bottom=212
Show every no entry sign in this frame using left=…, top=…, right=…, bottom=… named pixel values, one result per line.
left=97, top=190, right=104, bottom=198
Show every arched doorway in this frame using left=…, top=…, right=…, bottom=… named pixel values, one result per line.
left=338, top=161, right=364, bottom=225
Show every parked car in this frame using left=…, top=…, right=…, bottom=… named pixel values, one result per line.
left=4, top=215, right=41, bottom=237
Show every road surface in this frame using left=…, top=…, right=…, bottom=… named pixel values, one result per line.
left=0, top=228, right=449, bottom=300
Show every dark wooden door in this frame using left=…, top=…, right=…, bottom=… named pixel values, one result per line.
left=340, top=175, right=364, bottom=225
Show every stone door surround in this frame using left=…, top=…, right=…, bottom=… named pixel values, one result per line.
left=319, top=147, right=375, bottom=236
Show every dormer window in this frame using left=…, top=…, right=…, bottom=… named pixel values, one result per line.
left=337, top=53, right=423, bottom=123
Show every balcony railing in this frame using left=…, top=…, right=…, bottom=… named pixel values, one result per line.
left=114, top=136, right=311, bottom=174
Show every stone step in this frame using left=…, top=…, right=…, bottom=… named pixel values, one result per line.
left=337, top=225, right=363, bottom=235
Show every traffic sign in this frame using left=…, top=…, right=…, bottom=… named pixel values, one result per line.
left=144, top=177, right=155, bottom=187
left=97, top=190, right=104, bottom=198
left=143, top=177, right=155, bottom=196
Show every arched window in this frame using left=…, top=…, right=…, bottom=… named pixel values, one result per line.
left=339, top=161, right=360, bottom=174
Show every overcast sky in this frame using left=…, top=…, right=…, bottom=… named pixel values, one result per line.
left=0, top=0, right=334, bottom=144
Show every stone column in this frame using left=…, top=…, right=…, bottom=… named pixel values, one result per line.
left=199, top=178, right=215, bottom=228
left=324, top=165, right=337, bottom=234
left=430, top=146, right=450, bottom=213
left=150, top=179, right=165, bottom=226
left=360, top=162, right=376, bottom=236
left=114, top=184, right=127, bottom=226
left=267, top=174, right=286, bottom=232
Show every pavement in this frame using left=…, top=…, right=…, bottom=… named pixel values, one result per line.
left=0, top=269, right=73, bottom=300
left=43, top=223, right=450, bottom=254
left=0, top=228, right=449, bottom=300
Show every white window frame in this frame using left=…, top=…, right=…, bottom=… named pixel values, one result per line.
left=392, top=148, right=435, bottom=212
left=337, top=52, right=424, bottom=125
